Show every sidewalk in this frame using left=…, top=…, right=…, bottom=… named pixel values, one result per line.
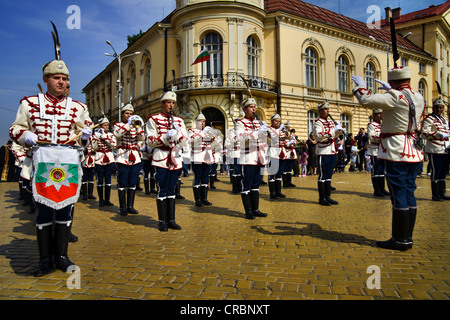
left=0, top=170, right=449, bottom=300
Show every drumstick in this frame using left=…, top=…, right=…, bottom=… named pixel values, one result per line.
left=64, top=124, right=100, bottom=145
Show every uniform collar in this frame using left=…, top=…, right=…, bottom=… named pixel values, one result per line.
left=45, top=92, right=65, bottom=104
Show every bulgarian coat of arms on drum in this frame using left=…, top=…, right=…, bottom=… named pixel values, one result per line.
left=32, top=145, right=82, bottom=210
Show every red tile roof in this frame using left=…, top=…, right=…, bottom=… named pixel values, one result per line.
left=264, top=0, right=432, bottom=57
left=381, top=1, right=450, bottom=27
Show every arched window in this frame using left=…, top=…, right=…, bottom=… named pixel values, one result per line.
left=337, top=55, right=349, bottom=92
left=247, top=36, right=259, bottom=77
left=305, top=48, right=318, bottom=88
left=145, top=59, right=151, bottom=94
left=307, top=110, right=319, bottom=135
left=340, top=114, right=350, bottom=133
left=365, top=62, right=375, bottom=93
left=201, top=32, right=223, bottom=78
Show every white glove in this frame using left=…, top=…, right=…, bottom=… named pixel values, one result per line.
left=352, top=75, right=366, bottom=87
left=279, top=124, right=285, bottom=131
left=203, top=126, right=212, bottom=135
left=258, top=124, right=269, bottom=136
left=289, top=139, right=296, bottom=146
left=94, top=131, right=101, bottom=138
left=173, top=122, right=181, bottom=131
left=334, top=124, right=343, bottom=133
left=375, top=79, right=391, bottom=91
left=81, top=127, right=92, bottom=141
left=24, top=132, right=38, bottom=146
left=127, top=117, right=133, bottom=126
left=440, top=132, right=449, bottom=140
left=166, top=129, right=178, bottom=141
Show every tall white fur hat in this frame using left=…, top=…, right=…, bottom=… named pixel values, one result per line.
left=241, top=98, right=256, bottom=108
left=42, top=60, right=70, bottom=77
left=388, top=66, right=411, bottom=81
left=161, top=91, right=177, bottom=102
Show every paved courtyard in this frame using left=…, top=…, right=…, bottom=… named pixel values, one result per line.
left=0, top=167, right=449, bottom=301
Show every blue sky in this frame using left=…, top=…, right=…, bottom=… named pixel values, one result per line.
left=0, top=0, right=444, bottom=144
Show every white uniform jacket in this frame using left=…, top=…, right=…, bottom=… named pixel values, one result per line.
left=367, top=121, right=382, bottom=157
left=235, top=116, right=268, bottom=166
left=313, top=117, right=338, bottom=155
left=421, top=113, right=450, bottom=154
left=146, top=112, right=188, bottom=170
left=224, top=129, right=240, bottom=161
left=267, top=126, right=286, bottom=159
left=353, top=84, right=425, bottom=162
left=81, top=141, right=95, bottom=168
left=188, top=128, right=216, bottom=164
left=9, top=93, right=93, bottom=180
left=113, top=122, right=145, bottom=165
left=91, top=132, right=117, bottom=165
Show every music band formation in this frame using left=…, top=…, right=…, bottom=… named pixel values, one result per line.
left=7, top=23, right=450, bottom=278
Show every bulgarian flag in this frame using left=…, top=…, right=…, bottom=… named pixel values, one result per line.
left=191, top=48, right=209, bottom=66
left=32, top=145, right=82, bottom=210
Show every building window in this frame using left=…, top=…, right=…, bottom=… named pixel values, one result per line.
left=340, top=114, right=350, bottom=133
left=401, top=58, right=408, bottom=67
left=201, top=32, right=223, bottom=78
left=145, top=59, right=151, bottom=94
left=307, top=110, right=319, bottom=135
left=365, top=62, right=375, bottom=93
left=305, top=47, right=318, bottom=88
left=247, top=36, right=259, bottom=77
left=418, top=80, right=425, bottom=97
left=419, top=63, right=425, bottom=74
left=338, top=55, right=349, bottom=92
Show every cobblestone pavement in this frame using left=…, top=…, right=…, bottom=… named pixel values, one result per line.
left=0, top=167, right=449, bottom=301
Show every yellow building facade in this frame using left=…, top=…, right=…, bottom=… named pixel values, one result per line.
left=83, top=0, right=443, bottom=139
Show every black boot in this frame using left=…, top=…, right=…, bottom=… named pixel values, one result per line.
left=127, top=188, right=138, bottom=214
left=81, top=182, right=87, bottom=200
left=325, top=181, right=338, bottom=205
left=18, top=181, right=24, bottom=200
left=118, top=188, right=127, bottom=215
left=232, top=175, right=239, bottom=193
left=268, top=180, right=277, bottom=199
left=287, top=172, right=296, bottom=187
left=193, top=186, right=204, bottom=207
left=209, top=175, right=216, bottom=190
left=318, top=181, right=330, bottom=206
left=250, top=189, right=267, bottom=217
left=87, top=182, right=96, bottom=200
left=372, top=177, right=384, bottom=197
left=241, top=192, right=254, bottom=219
left=53, top=222, right=75, bottom=272
left=282, top=173, right=289, bottom=188
left=439, top=180, right=450, bottom=200
left=69, top=206, right=78, bottom=243
left=380, top=176, right=391, bottom=195
left=275, top=179, right=286, bottom=198
left=175, top=179, right=185, bottom=199
left=431, top=180, right=442, bottom=201
left=167, top=196, right=181, bottom=230
left=157, top=198, right=168, bottom=231
left=150, top=178, right=158, bottom=194
left=201, top=185, right=212, bottom=206
left=97, top=185, right=105, bottom=206
left=34, top=224, right=54, bottom=277
left=104, top=184, right=113, bottom=206
left=407, top=207, right=417, bottom=247
left=144, top=178, right=151, bottom=195
left=376, top=208, right=411, bottom=251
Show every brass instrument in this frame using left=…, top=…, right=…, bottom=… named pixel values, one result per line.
left=129, top=115, right=144, bottom=128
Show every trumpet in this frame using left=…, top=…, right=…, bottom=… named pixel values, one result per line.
left=129, top=115, right=144, bottom=127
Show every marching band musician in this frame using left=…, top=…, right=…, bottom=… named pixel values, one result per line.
left=367, top=109, right=390, bottom=197
left=209, top=128, right=223, bottom=190
left=312, top=101, right=341, bottom=206
left=225, top=120, right=242, bottom=194
left=91, top=117, right=117, bottom=206
left=10, top=57, right=93, bottom=277
left=267, top=114, right=286, bottom=199
left=352, top=66, right=425, bottom=251
left=421, top=96, right=450, bottom=201
left=146, top=91, right=188, bottom=231
left=235, top=98, right=269, bottom=219
left=189, top=112, right=216, bottom=207
left=80, top=137, right=96, bottom=201
left=282, top=122, right=297, bottom=188
left=113, top=103, right=145, bottom=215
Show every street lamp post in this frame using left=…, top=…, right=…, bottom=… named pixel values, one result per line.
left=105, top=40, right=140, bottom=122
